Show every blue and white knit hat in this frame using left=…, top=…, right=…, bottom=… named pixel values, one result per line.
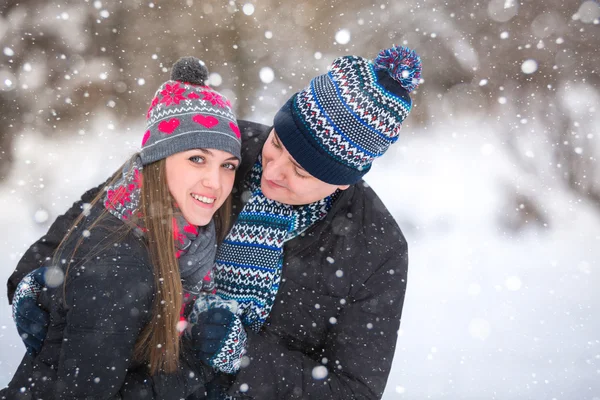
left=273, top=45, right=422, bottom=185
left=140, top=56, right=241, bottom=165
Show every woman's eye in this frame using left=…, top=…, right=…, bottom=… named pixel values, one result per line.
left=223, top=163, right=238, bottom=171
left=189, top=156, right=205, bottom=164
left=271, top=138, right=281, bottom=149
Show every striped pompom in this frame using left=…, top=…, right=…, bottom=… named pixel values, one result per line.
left=373, top=46, right=422, bottom=93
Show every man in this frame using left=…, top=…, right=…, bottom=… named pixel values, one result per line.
left=6, top=45, right=422, bottom=399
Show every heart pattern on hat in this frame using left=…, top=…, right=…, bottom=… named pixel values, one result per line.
left=141, top=56, right=241, bottom=165
left=193, top=114, right=219, bottom=128
left=229, top=122, right=241, bottom=139
left=158, top=118, right=180, bottom=134
left=141, top=130, right=151, bottom=146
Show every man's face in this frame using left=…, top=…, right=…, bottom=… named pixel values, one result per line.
left=260, top=129, right=349, bottom=205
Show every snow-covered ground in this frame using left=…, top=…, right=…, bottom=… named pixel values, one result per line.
left=0, top=116, right=598, bottom=399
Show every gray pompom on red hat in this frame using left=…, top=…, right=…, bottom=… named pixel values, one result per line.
left=140, top=57, right=241, bottom=165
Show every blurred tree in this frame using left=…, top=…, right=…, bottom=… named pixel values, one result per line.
left=1, top=0, right=597, bottom=222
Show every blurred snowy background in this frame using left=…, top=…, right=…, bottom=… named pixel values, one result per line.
left=1, top=0, right=599, bottom=398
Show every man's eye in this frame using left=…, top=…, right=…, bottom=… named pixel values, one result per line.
left=271, top=138, right=281, bottom=149
left=294, top=168, right=308, bottom=179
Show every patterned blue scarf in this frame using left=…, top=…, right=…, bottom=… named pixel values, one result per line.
left=213, top=156, right=338, bottom=333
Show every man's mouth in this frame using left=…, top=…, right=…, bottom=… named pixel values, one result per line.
left=264, top=178, right=285, bottom=189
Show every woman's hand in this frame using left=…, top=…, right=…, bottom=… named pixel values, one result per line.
left=12, top=267, right=51, bottom=356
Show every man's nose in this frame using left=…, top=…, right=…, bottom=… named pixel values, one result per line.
left=264, top=154, right=287, bottom=182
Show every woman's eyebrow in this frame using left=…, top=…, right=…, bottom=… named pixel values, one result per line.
left=197, top=148, right=238, bottom=162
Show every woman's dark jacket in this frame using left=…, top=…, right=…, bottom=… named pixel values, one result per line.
left=2, top=200, right=209, bottom=398
left=6, top=120, right=409, bottom=400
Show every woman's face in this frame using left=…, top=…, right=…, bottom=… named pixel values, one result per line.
left=165, top=149, right=239, bottom=226
left=260, top=129, right=349, bottom=205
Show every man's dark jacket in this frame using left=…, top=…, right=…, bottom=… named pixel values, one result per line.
left=6, top=121, right=409, bottom=400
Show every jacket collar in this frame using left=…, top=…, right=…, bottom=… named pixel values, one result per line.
left=235, top=120, right=270, bottom=191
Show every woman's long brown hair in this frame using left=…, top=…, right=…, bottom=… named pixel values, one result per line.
left=53, top=154, right=232, bottom=375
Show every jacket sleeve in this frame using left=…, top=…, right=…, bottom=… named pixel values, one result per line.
left=3, top=255, right=152, bottom=399
left=6, top=181, right=106, bottom=305
left=3, top=332, right=211, bottom=400
left=115, top=339, right=213, bottom=399
left=53, top=257, right=154, bottom=399
left=226, top=245, right=408, bottom=400
left=58, top=258, right=212, bottom=399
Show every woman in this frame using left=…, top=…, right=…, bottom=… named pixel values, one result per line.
left=2, top=56, right=242, bottom=399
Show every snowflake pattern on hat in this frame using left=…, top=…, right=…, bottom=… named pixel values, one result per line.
left=140, top=57, right=241, bottom=165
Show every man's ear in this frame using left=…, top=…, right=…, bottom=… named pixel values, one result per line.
left=337, top=185, right=350, bottom=191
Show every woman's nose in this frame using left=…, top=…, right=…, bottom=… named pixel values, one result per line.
left=201, top=167, right=221, bottom=189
